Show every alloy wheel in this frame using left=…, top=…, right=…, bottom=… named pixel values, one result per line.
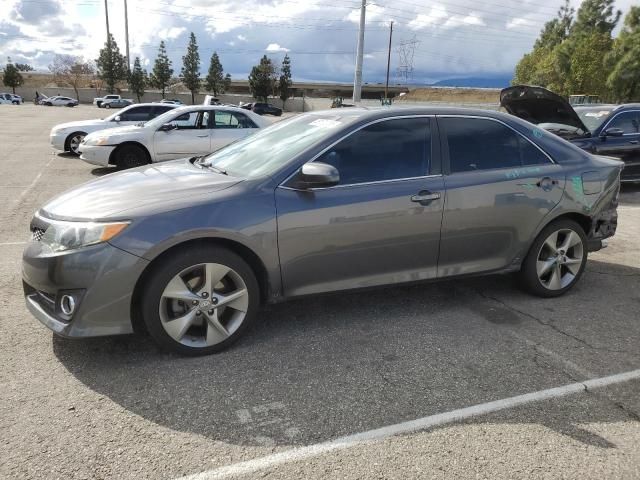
left=159, top=263, right=249, bottom=348
left=536, top=228, right=585, bottom=290
left=69, top=134, right=85, bottom=154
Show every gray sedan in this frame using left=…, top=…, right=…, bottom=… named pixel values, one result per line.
left=22, top=108, right=623, bottom=355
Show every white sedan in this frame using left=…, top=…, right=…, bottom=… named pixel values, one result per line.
left=43, top=96, right=79, bottom=107
left=50, top=103, right=178, bottom=155
left=79, top=105, right=269, bottom=168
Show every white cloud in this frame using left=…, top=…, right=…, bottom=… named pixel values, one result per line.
left=158, top=27, right=186, bottom=40
left=408, top=6, right=448, bottom=30
left=344, top=4, right=385, bottom=24
left=237, top=34, right=247, bottom=42
left=266, top=43, right=290, bottom=52
left=506, top=17, right=535, bottom=30
left=443, top=13, right=485, bottom=29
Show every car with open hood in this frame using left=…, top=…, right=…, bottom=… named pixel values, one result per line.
left=501, top=85, right=640, bottom=182
left=23, top=107, right=623, bottom=355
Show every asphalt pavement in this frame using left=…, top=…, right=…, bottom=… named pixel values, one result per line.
left=0, top=104, right=639, bottom=480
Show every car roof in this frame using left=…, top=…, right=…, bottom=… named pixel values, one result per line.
left=302, top=106, right=517, bottom=122
left=171, top=104, right=256, bottom=113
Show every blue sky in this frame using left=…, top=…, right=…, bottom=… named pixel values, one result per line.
left=0, top=0, right=636, bottom=84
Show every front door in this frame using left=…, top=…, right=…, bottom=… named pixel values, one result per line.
left=595, top=111, right=640, bottom=179
left=153, top=110, right=211, bottom=161
left=437, top=116, right=566, bottom=277
left=276, top=116, right=444, bottom=297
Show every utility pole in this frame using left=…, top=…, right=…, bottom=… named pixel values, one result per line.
left=352, top=0, right=366, bottom=104
left=124, top=0, right=130, bottom=72
left=104, top=0, right=110, bottom=46
left=385, top=21, right=393, bottom=100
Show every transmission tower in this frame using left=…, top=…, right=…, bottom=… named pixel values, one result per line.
left=396, top=35, right=420, bottom=84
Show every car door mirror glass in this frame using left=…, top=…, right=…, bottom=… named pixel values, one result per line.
left=298, top=162, right=340, bottom=188
left=602, top=127, right=624, bottom=137
left=114, top=115, right=121, bottom=122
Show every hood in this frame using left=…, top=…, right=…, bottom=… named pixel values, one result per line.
left=500, top=85, right=589, bottom=133
left=40, top=159, right=242, bottom=220
left=84, top=124, right=143, bottom=139
left=53, top=119, right=107, bottom=131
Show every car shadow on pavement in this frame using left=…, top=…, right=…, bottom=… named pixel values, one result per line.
left=90, top=167, right=117, bottom=176
left=52, top=259, right=640, bottom=449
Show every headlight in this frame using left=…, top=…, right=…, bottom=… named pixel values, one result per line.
left=85, top=136, right=111, bottom=146
left=39, top=220, right=130, bottom=253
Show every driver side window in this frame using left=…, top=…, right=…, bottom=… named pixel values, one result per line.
left=171, top=111, right=200, bottom=129
left=314, top=117, right=431, bottom=185
left=608, top=112, right=640, bottom=134
left=118, top=106, right=151, bottom=122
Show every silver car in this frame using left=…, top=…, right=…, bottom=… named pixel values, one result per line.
left=23, top=108, right=623, bottom=355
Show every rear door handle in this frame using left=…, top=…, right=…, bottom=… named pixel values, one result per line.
left=629, top=140, right=639, bottom=144
left=536, top=177, right=559, bottom=189
left=411, top=191, right=441, bottom=204
left=196, top=134, right=208, bottom=138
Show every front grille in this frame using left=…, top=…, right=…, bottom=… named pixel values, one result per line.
left=31, top=227, right=46, bottom=242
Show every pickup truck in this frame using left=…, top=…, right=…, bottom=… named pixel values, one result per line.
left=93, top=94, right=132, bottom=108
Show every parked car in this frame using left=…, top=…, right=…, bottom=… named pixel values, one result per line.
left=251, top=102, right=282, bottom=116
left=239, top=102, right=253, bottom=110
left=43, top=96, right=79, bottom=107
left=93, top=94, right=127, bottom=108
left=501, top=85, right=640, bottom=182
left=159, top=99, right=183, bottom=105
left=78, top=105, right=268, bottom=168
left=23, top=108, right=622, bottom=355
left=50, top=103, right=178, bottom=155
left=1, top=93, right=23, bottom=104
left=203, top=95, right=221, bottom=105
left=102, top=98, right=134, bottom=109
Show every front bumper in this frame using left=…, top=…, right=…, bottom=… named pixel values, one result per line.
left=79, top=144, right=116, bottom=167
left=50, top=131, right=67, bottom=151
left=22, top=240, right=149, bottom=338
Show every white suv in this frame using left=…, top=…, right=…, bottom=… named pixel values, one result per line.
left=79, top=105, right=269, bottom=168
left=50, top=103, right=178, bottom=155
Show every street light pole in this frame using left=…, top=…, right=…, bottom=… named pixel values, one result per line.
left=352, top=0, right=366, bottom=104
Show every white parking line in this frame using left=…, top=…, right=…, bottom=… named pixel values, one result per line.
left=0, top=241, right=26, bottom=246
left=177, top=368, right=640, bottom=480
left=12, top=157, right=55, bottom=210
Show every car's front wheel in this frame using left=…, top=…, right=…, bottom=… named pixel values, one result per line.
left=519, top=219, right=588, bottom=297
left=66, top=132, right=86, bottom=155
left=114, top=144, right=149, bottom=169
left=141, top=247, right=259, bottom=355
left=105, top=103, right=111, bottom=109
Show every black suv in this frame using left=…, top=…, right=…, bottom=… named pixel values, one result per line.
left=501, top=85, right=640, bottom=182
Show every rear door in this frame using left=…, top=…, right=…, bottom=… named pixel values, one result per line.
left=153, top=111, right=211, bottom=161
left=210, top=110, right=260, bottom=151
left=437, top=116, right=566, bottom=277
left=276, top=116, right=444, bottom=297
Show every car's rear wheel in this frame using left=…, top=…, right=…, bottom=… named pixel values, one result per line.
left=141, top=247, right=259, bottom=355
left=519, top=219, right=588, bottom=297
left=105, top=103, right=111, bottom=109
left=114, top=144, right=149, bottom=169
left=66, top=132, right=86, bottom=155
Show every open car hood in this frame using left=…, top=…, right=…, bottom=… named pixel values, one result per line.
left=500, top=85, right=589, bottom=134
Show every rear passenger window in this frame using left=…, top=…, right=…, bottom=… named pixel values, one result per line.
left=442, top=117, right=550, bottom=173
left=214, top=111, right=257, bottom=129
left=315, top=117, right=431, bottom=185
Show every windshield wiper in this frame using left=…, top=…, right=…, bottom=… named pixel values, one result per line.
left=205, top=164, right=228, bottom=175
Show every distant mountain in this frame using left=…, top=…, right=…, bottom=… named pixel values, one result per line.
left=430, top=75, right=513, bottom=88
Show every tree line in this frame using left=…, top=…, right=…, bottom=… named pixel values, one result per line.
left=513, top=0, right=640, bottom=102
left=3, top=31, right=294, bottom=105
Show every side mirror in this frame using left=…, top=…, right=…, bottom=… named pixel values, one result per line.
left=159, top=123, right=177, bottom=132
left=298, top=162, right=340, bottom=188
left=601, top=127, right=624, bottom=138
left=114, top=115, right=121, bottom=122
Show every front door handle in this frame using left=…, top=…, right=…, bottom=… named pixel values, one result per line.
left=196, top=134, right=208, bottom=138
left=536, top=177, right=559, bottom=191
left=411, top=191, right=441, bottom=204
left=629, top=140, right=639, bottom=144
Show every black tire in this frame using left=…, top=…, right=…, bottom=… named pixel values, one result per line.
left=518, top=219, right=588, bottom=298
left=105, top=103, right=111, bottom=109
left=67, top=103, right=76, bottom=107
left=45, top=102, right=52, bottom=106
left=65, top=132, right=86, bottom=155
left=114, top=144, right=149, bottom=169
left=141, top=247, right=260, bottom=355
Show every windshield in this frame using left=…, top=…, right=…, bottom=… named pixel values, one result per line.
left=201, top=113, right=360, bottom=178
left=577, top=107, right=614, bottom=132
